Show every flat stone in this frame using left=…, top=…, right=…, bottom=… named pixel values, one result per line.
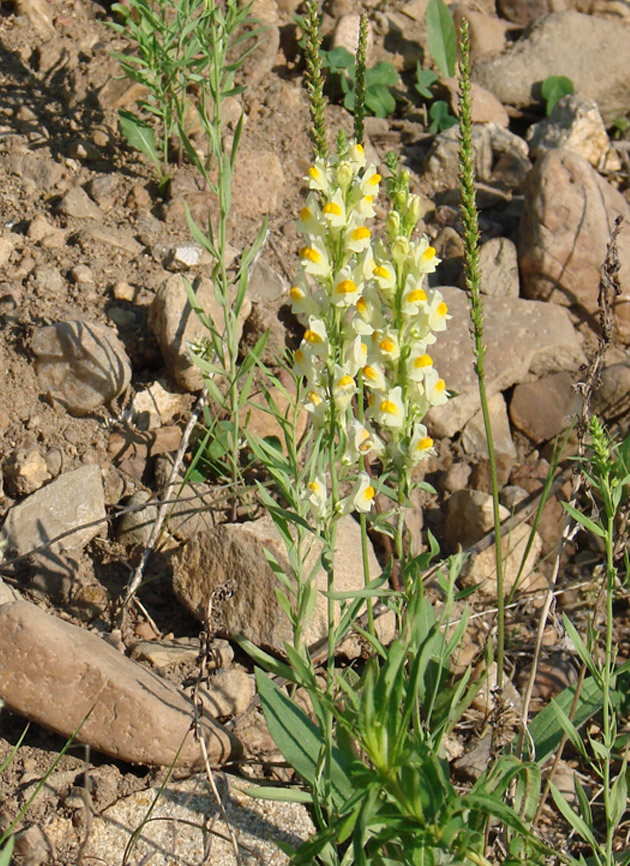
left=518, top=149, right=630, bottom=342
left=76, top=224, right=142, bottom=256
left=473, top=12, right=630, bottom=124
left=79, top=774, right=313, bottom=865
left=426, top=286, right=585, bottom=437
left=172, top=515, right=384, bottom=655
left=57, top=186, right=102, bottom=221
left=0, top=464, right=105, bottom=557
left=509, top=371, right=579, bottom=443
left=592, top=361, right=630, bottom=421
left=3, top=445, right=51, bottom=497
left=478, top=237, right=519, bottom=298
left=33, top=320, right=132, bottom=415
left=0, top=601, right=239, bottom=768
left=461, top=392, right=516, bottom=459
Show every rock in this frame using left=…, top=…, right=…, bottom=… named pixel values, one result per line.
left=451, top=5, right=508, bottom=59
left=198, top=667, right=255, bottom=719
left=0, top=464, right=105, bottom=557
left=445, top=489, right=509, bottom=552
left=592, top=361, right=630, bottom=420
left=473, top=12, right=630, bottom=124
left=469, top=454, right=514, bottom=493
left=107, top=427, right=182, bottom=463
left=232, top=148, right=285, bottom=219
left=27, top=214, right=65, bottom=246
left=426, top=286, right=585, bottom=437
left=500, top=485, right=530, bottom=510
left=1, top=153, right=65, bottom=193
left=477, top=237, right=520, bottom=297
left=149, top=274, right=251, bottom=392
left=57, top=186, right=102, bottom=221
left=438, top=462, right=472, bottom=495
left=422, top=123, right=530, bottom=196
left=527, top=95, right=620, bottom=171
left=131, top=637, right=233, bottom=671
left=0, top=601, right=239, bottom=767
left=497, top=0, right=580, bottom=26
left=172, top=514, right=382, bottom=654
left=461, top=392, right=516, bottom=459
left=75, top=224, right=142, bottom=256
left=86, top=174, right=119, bottom=202
left=154, top=455, right=217, bottom=541
left=0, top=577, right=22, bottom=605
left=162, top=243, right=206, bottom=272
left=509, top=371, right=580, bottom=443
left=0, top=237, right=14, bottom=269
left=80, top=774, right=313, bottom=865
left=14, top=0, right=54, bottom=35
left=518, top=149, right=630, bottom=342
left=132, top=380, right=191, bottom=430
left=442, top=77, right=510, bottom=127
left=116, top=491, right=157, bottom=547
left=33, top=320, right=132, bottom=415
left=445, top=490, right=543, bottom=597
left=32, top=265, right=64, bottom=296
left=3, top=445, right=51, bottom=497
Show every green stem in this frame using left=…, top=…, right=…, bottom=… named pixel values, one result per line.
left=602, top=509, right=615, bottom=866
left=357, top=371, right=375, bottom=636
left=457, top=21, right=505, bottom=688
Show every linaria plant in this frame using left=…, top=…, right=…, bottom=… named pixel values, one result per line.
left=109, top=0, right=258, bottom=192
left=235, top=14, right=555, bottom=866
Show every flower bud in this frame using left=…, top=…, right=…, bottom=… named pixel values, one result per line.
left=391, top=235, right=409, bottom=268
left=336, top=160, right=353, bottom=190
left=385, top=210, right=400, bottom=243
left=406, top=194, right=422, bottom=230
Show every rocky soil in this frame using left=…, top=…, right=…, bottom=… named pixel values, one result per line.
left=1, top=0, right=630, bottom=862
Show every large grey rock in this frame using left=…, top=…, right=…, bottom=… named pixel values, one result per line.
left=426, top=286, right=585, bottom=437
left=0, top=464, right=105, bottom=557
left=78, top=774, right=313, bottom=866
left=478, top=237, right=520, bottom=298
left=461, top=392, right=516, bottom=459
left=33, top=320, right=132, bottom=415
left=0, top=601, right=240, bottom=768
left=518, top=149, right=630, bottom=342
left=172, top=515, right=390, bottom=655
left=509, top=371, right=580, bottom=443
left=473, top=12, right=630, bottom=124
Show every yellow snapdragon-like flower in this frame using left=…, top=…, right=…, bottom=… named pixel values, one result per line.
left=297, top=193, right=325, bottom=238
left=424, top=368, right=449, bottom=407
left=341, top=472, right=376, bottom=514
left=372, top=329, right=400, bottom=364
left=343, top=335, right=368, bottom=377
left=331, top=270, right=362, bottom=308
left=345, top=224, right=372, bottom=255
left=410, top=237, right=440, bottom=275
left=289, top=276, right=320, bottom=319
left=409, top=422, right=435, bottom=464
left=343, top=418, right=384, bottom=465
left=332, top=365, right=356, bottom=411
left=360, top=165, right=381, bottom=197
left=407, top=346, right=433, bottom=383
left=372, top=261, right=396, bottom=298
left=422, top=290, right=450, bottom=333
left=401, top=274, right=428, bottom=317
left=302, top=316, right=329, bottom=359
left=321, top=188, right=346, bottom=232
left=299, top=238, right=331, bottom=279
left=372, top=386, right=405, bottom=429
left=304, top=473, right=328, bottom=519
left=362, top=360, right=387, bottom=392
left=307, top=159, right=332, bottom=195
left=304, top=382, right=328, bottom=427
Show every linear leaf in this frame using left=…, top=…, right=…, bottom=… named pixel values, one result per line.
left=425, top=0, right=457, bottom=78
left=118, top=110, right=161, bottom=173
left=549, top=782, right=599, bottom=850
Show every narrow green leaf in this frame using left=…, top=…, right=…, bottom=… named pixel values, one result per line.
left=118, top=109, right=161, bottom=173
left=243, top=785, right=313, bottom=803
left=563, top=501, right=606, bottom=538
left=549, top=782, right=600, bottom=850
left=255, top=669, right=353, bottom=807
left=234, top=636, right=298, bottom=682
left=0, top=837, right=14, bottom=866
left=550, top=699, right=588, bottom=759
left=563, top=613, right=599, bottom=679
left=425, top=0, right=457, bottom=78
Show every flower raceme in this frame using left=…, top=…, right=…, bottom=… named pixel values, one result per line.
left=292, top=141, right=449, bottom=521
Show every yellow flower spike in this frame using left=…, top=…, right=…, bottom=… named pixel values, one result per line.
left=374, top=386, right=404, bottom=429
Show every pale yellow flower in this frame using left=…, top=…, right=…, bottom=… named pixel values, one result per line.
left=373, top=386, right=405, bottom=429
left=299, top=238, right=330, bottom=279
left=424, top=368, right=449, bottom=406
left=304, top=473, right=328, bottom=519
left=409, top=423, right=435, bottom=464
left=341, top=472, right=376, bottom=514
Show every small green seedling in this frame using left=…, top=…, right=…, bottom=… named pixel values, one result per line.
left=429, top=99, right=458, bottom=133
left=415, top=64, right=439, bottom=100
left=541, top=74, right=574, bottom=115
left=612, top=115, right=630, bottom=140
left=322, top=46, right=399, bottom=118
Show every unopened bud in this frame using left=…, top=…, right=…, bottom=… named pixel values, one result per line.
left=391, top=235, right=409, bottom=267
left=386, top=210, right=400, bottom=243
left=337, top=161, right=353, bottom=190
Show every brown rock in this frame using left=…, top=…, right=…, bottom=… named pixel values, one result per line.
left=232, top=148, right=285, bottom=219
left=0, top=601, right=239, bottom=768
left=3, top=446, right=51, bottom=497
left=452, top=5, right=508, bottom=59
left=519, top=149, right=630, bottom=342
left=172, top=515, right=382, bottom=654
left=509, top=372, right=580, bottom=443
left=591, top=361, right=630, bottom=421
left=33, top=320, right=132, bottom=415
left=426, top=286, right=584, bottom=437
left=462, top=392, right=516, bottom=459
